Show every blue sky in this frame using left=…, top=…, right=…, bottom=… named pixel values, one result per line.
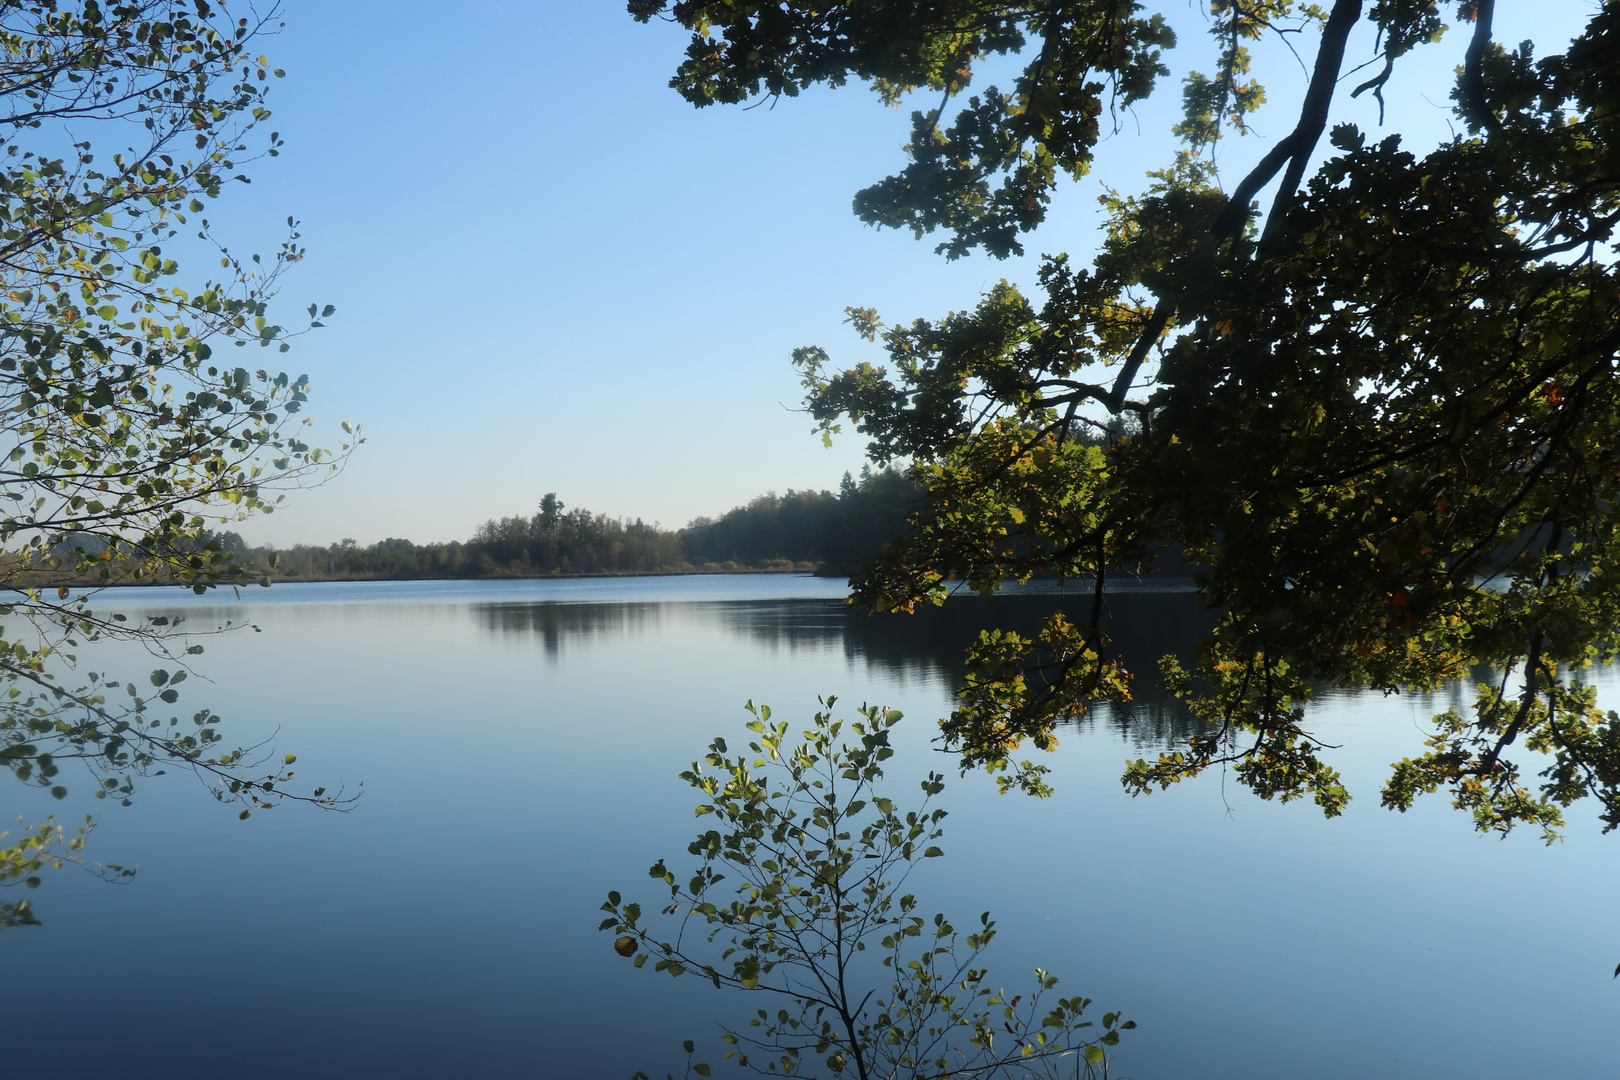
left=217, top=1, right=1595, bottom=546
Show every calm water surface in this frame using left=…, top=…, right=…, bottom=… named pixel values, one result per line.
left=5, top=575, right=1616, bottom=1078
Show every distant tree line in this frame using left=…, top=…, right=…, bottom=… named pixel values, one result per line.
left=222, top=467, right=922, bottom=582
left=683, top=465, right=916, bottom=571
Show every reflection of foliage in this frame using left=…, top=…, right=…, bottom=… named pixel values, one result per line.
left=0, top=1, right=358, bottom=923
left=475, top=599, right=671, bottom=658
left=475, top=590, right=1217, bottom=747
left=638, top=2, right=1620, bottom=838
left=603, top=699, right=1133, bottom=1079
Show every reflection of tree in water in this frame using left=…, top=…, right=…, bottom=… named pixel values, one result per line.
left=473, top=590, right=1220, bottom=750
left=829, top=593, right=1220, bottom=751
left=1071, top=699, right=1214, bottom=754
left=473, top=601, right=673, bottom=659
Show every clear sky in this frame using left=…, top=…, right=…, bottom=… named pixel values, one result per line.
left=214, top=1, right=1595, bottom=547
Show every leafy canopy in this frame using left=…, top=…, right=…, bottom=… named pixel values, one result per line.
left=635, top=1, right=1620, bottom=839
left=0, top=0, right=356, bottom=927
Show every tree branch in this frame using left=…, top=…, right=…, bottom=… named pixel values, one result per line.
left=1461, top=0, right=1502, bottom=135
left=1259, top=0, right=1364, bottom=246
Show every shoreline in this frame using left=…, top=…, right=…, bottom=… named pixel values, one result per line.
left=26, top=564, right=828, bottom=589
left=32, top=565, right=1200, bottom=593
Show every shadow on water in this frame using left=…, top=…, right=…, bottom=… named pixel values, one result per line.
left=472, top=590, right=1221, bottom=752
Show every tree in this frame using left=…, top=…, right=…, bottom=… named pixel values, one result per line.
left=0, top=0, right=356, bottom=925
left=632, top=2, right=1620, bottom=838
left=539, top=491, right=565, bottom=529
left=602, top=698, right=1134, bottom=1079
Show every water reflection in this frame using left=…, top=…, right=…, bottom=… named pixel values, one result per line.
left=8, top=577, right=1615, bottom=1080
left=472, top=590, right=1221, bottom=750
left=475, top=598, right=675, bottom=657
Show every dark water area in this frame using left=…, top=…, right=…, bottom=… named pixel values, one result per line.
left=2, top=576, right=1615, bottom=1078
left=477, top=584, right=1216, bottom=730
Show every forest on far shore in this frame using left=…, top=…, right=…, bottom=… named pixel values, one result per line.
left=209, top=466, right=920, bottom=582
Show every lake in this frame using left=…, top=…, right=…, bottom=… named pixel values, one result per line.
left=4, top=575, right=1616, bottom=1078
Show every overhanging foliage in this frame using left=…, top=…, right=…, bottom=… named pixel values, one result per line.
left=636, top=0, right=1620, bottom=838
